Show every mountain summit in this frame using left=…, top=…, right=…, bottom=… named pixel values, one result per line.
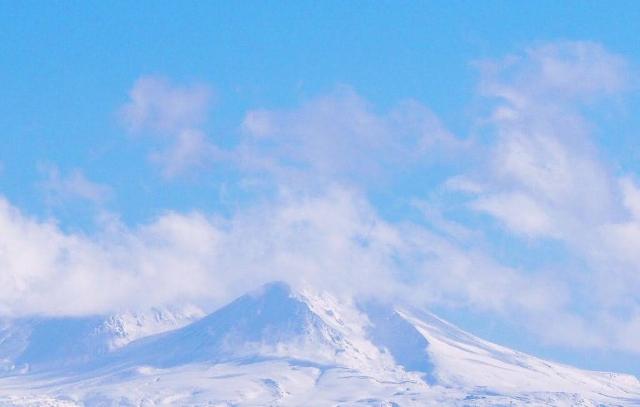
left=0, top=282, right=639, bottom=406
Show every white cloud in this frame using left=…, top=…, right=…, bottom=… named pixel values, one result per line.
left=620, top=176, right=640, bottom=220
left=472, top=192, right=556, bottom=238
left=0, top=198, right=221, bottom=316
left=120, top=82, right=461, bottom=183
left=121, top=76, right=210, bottom=133
left=479, top=41, right=629, bottom=106
left=40, top=165, right=113, bottom=205
left=120, top=76, right=217, bottom=177
left=0, top=185, right=567, bottom=334
left=239, top=87, right=461, bottom=185
left=461, top=42, right=624, bottom=241
left=150, top=129, right=221, bottom=178
left=444, top=175, right=485, bottom=194
left=450, top=41, right=640, bottom=352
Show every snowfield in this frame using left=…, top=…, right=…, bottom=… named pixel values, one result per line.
left=0, top=282, right=638, bottom=406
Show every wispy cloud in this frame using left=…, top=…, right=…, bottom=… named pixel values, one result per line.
left=450, top=41, right=640, bottom=351
left=120, top=76, right=218, bottom=177
left=121, top=76, right=211, bottom=133
left=239, top=87, right=462, bottom=186
left=149, top=129, right=220, bottom=178
left=478, top=40, right=629, bottom=105
left=40, top=165, right=113, bottom=205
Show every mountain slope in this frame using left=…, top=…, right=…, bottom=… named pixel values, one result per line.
left=401, top=308, right=640, bottom=404
left=106, top=282, right=398, bottom=375
left=0, top=282, right=638, bottom=406
left=0, top=305, right=203, bottom=375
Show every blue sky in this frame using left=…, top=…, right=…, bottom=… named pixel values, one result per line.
left=2, top=2, right=640, bottom=375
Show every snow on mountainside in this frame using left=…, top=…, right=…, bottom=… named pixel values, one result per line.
left=401, top=309, right=640, bottom=403
left=108, top=282, right=397, bottom=372
left=0, top=305, right=203, bottom=375
left=0, top=282, right=639, bottom=406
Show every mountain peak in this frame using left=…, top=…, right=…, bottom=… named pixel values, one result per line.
left=246, top=280, right=299, bottom=305
left=112, top=280, right=348, bottom=368
left=252, top=280, right=293, bottom=295
left=3, top=284, right=640, bottom=406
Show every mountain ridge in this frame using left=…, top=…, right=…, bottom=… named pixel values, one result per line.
left=0, top=281, right=638, bottom=406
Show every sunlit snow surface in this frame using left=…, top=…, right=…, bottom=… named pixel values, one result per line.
left=0, top=282, right=639, bottom=406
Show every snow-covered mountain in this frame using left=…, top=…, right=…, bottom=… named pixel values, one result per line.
left=0, top=305, right=204, bottom=374
left=0, top=282, right=639, bottom=406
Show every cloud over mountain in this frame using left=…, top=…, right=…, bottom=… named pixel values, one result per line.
left=1, top=40, right=639, bottom=359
